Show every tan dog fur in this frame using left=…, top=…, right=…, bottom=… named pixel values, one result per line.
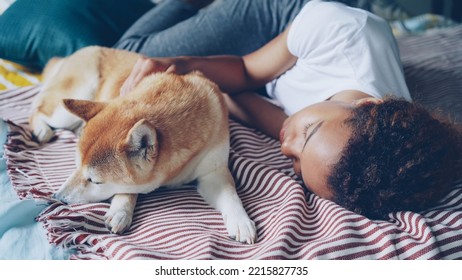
left=29, top=46, right=256, bottom=244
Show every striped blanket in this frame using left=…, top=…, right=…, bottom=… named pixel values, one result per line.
left=1, top=25, right=462, bottom=260
left=2, top=85, right=462, bottom=260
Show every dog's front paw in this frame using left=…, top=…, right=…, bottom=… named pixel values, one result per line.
left=104, top=209, right=133, bottom=234
left=223, top=212, right=257, bottom=245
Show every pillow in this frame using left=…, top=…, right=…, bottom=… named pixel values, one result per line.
left=0, top=0, right=154, bottom=70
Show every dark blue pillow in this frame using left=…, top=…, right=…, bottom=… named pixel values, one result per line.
left=0, top=0, right=153, bottom=70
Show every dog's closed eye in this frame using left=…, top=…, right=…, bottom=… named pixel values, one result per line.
left=87, top=178, right=103, bottom=185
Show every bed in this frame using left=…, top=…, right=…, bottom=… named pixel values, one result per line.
left=1, top=3, right=462, bottom=260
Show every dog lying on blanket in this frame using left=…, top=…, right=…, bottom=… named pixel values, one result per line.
left=29, top=46, right=256, bottom=244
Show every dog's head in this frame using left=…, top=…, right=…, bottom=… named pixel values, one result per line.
left=54, top=99, right=161, bottom=203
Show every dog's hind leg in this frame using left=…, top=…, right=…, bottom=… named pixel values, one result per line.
left=197, top=166, right=257, bottom=244
left=29, top=55, right=100, bottom=143
left=30, top=105, right=83, bottom=143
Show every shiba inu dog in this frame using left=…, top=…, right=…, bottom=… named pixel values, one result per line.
left=29, top=46, right=256, bottom=244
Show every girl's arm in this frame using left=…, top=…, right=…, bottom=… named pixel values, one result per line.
left=225, top=92, right=288, bottom=140
left=120, top=26, right=296, bottom=96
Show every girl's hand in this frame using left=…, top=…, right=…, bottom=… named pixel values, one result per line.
left=120, top=56, right=177, bottom=96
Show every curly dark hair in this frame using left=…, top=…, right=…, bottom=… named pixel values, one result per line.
left=328, top=97, right=462, bottom=219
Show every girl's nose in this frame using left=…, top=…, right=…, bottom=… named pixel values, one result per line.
left=280, top=137, right=297, bottom=159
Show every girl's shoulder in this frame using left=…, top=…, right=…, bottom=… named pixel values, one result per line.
left=289, top=1, right=391, bottom=56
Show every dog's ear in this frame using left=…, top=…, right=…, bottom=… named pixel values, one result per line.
left=63, top=99, right=107, bottom=122
left=125, top=119, right=157, bottom=160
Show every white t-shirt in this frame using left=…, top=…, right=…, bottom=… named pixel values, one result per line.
left=266, top=0, right=411, bottom=115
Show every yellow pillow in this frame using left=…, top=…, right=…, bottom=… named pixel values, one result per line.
left=0, top=59, right=41, bottom=91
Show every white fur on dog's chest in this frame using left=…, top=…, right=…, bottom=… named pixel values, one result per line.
left=163, top=140, right=229, bottom=188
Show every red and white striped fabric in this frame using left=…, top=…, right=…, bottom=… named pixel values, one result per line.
left=2, top=85, right=462, bottom=260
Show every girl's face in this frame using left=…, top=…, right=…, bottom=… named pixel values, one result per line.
left=280, top=100, right=358, bottom=199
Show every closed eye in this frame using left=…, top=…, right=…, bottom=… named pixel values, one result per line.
left=87, top=178, right=103, bottom=185
left=302, top=121, right=324, bottom=151
left=302, top=123, right=314, bottom=138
